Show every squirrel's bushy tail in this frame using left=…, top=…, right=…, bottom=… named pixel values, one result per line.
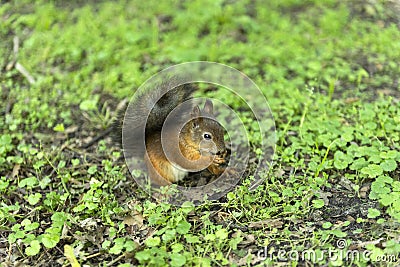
left=120, top=78, right=196, bottom=157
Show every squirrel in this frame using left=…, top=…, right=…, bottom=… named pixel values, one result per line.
left=121, top=78, right=229, bottom=186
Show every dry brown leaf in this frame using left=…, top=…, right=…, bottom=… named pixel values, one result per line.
left=65, top=125, right=79, bottom=134
left=123, top=212, right=144, bottom=228
left=349, top=238, right=383, bottom=250
left=79, top=217, right=100, bottom=230
left=359, top=184, right=370, bottom=199
left=344, top=97, right=359, bottom=104
left=12, top=164, right=20, bottom=178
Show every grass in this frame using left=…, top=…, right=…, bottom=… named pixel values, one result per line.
left=1, top=0, right=400, bottom=266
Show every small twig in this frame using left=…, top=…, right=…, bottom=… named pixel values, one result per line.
left=15, top=62, right=36, bottom=84
left=13, top=36, right=19, bottom=55
left=4, top=36, right=19, bottom=71
left=8, top=35, right=36, bottom=84
left=106, top=253, right=125, bottom=267
left=85, top=252, right=103, bottom=260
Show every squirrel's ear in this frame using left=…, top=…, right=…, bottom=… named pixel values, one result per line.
left=203, top=99, right=213, bottom=115
left=191, top=105, right=201, bottom=118
left=191, top=105, right=201, bottom=128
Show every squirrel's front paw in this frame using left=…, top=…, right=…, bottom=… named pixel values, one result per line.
left=207, top=164, right=238, bottom=177
left=207, top=163, right=225, bottom=176
left=213, top=156, right=226, bottom=165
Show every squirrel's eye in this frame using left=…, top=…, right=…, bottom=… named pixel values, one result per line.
left=203, top=133, right=212, bottom=140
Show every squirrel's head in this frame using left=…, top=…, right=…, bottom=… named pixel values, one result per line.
left=181, top=100, right=226, bottom=157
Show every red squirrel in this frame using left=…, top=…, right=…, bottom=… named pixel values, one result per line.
left=121, top=80, right=228, bottom=186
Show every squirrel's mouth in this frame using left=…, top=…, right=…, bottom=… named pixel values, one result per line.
left=199, top=148, right=217, bottom=156
left=199, top=148, right=226, bottom=157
